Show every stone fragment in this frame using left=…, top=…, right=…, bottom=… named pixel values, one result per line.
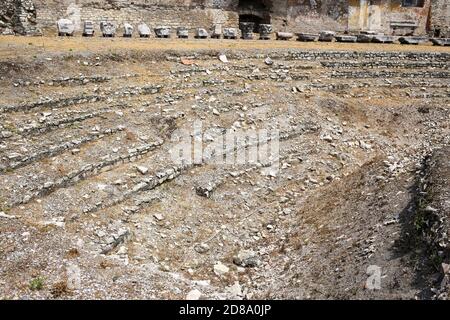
left=276, top=32, right=294, bottom=40
left=154, top=26, right=171, bottom=38
left=335, top=35, right=357, bottom=43
left=177, top=27, right=188, bottom=39
left=123, top=23, right=134, bottom=37
left=318, top=30, right=336, bottom=42
left=259, top=24, right=272, bottom=40
left=100, top=21, right=116, bottom=37
left=186, top=289, right=202, bottom=300
left=211, top=24, right=222, bottom=39
left=372, top=35, right=395, bottom=43
left=0, top=212, right=16, bottom=219
left=213, top=262, right=229, bottom=276
left=66, top=263, right=81, bottom=290
left=239, top=22, right=254, bottom=40
left=233, top=249, right=260, bottom=268
left=138, top=23, right=151, bottom=38
left=195, top=28, right=209, bottom=39
left=82, top=21, right=95, bottom=37
left=356, top=32, right=375, bottom=43
left=195, top=243, right=210, bottom=254
left=264, top=57, right=274, bottom=65
left=136, top=166, right=149, bottom=175
left=218, top=54, right=228, bottom=63
left=296, top=33, right=318, bottom=42
left=57, top=19, right=75, bottom=36
left=223, top=28, right=237, bottom=39
left=226, top=282, right=243, bottom=297
left=398, top=36, right=429, bottom=45
left=431, top=38, right=450, bottom=46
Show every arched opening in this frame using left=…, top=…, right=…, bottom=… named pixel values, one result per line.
left=238, top=0, right=272, bottom=33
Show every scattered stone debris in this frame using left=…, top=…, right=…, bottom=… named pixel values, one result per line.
left=218, top=54, right=228, bottom=63
left=214, top=262, right=229, bottom=276
left=233, top=250, right=260, bottom=268
left=186, top=289, right=202, bottom=300
left=0, top=39, right=448, bottom=300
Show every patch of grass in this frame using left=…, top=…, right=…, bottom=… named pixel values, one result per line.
left=29, top=276, right=45, bottom=291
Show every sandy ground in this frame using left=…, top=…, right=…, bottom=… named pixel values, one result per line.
left=0, top=35, right=449, bottom=60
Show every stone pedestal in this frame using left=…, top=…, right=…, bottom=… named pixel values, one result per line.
left=318, top=30, right=336, bottom=42
left=259, top=24, right=272, bottom=40
left=177, top=27, right=188, bottom=38
left=57, top=18, right=74, bottom=36
left=100, top=21, right=116, bottom=37
left=123, top=23, right=134, bottom=37
left=195, top=28, right=208, bottom=39
left=83, top=21, right=95, bottom=37
left=239, top=22, right=254, bottom=40
left=138, top=23, right=151, bottom=38
left=211, top=24, right=222, bottom=39
left=223, top=28, right=237, bottom=39
left=155, top=26, right=171, bottom=38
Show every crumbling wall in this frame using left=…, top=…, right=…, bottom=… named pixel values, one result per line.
left=33, top=0, right=239, bottom=32
left=0, top=0, right=16, bottom=34
left=0, top=0, right=41, bottom=35
left=431, top=0, right=450, bottom=37
left=3, top=0, right=447, bottom=36
left=268, top=0, right=349, bottom=32
left=348, top=0, right=432, bottom=36
left=32, top=0, right=348, bottom=34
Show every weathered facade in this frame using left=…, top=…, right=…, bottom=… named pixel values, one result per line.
left=29, top=0, right=349, bottom=33
left=430, top=0, right=450, bottom=37
left=0, top=0, right=449, bottom=36
left=348, top=0, right=432, bottom=36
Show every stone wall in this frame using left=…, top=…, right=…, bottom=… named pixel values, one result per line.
left=431, top=0, right=450, bottom=37
left=33, top=0, right=238, bottom=33
left=348, top=0, right=432, bottom=36
left=1, top=0, right=449, bottom=36
left=32, top=0, right=349, bottom=34
left=0, top=0, right=41, bottom=35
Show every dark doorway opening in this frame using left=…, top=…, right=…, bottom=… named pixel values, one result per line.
left=239, top=14, right=265, bottom=33
left=238, top=0, right=272, bottom=33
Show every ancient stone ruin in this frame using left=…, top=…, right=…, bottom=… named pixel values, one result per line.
left=1, top=0, right=448, bottom=37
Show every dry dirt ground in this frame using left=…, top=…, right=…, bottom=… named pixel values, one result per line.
left=0, top=36, right=449, bottom=300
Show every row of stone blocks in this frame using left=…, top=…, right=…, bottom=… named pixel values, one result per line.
left=295, top=30, right=450, bottom=46
left=56, top=19, right=269, bottom=39
left=56, top=19, right=450, bottom=45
